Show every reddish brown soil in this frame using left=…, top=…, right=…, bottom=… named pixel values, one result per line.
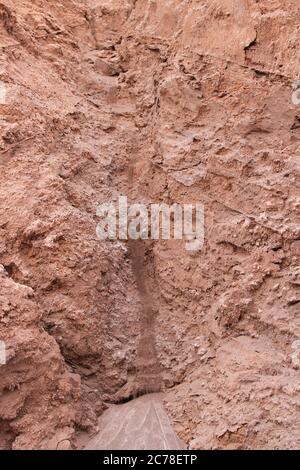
left=0, top=0, right=299, bottom=450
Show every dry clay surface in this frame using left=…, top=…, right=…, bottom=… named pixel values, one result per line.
left=0, top=0, right=300, bottom=450
left=84, top=394, right=184, bottom=451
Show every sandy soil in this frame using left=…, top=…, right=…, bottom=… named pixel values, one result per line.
left=0, top=0, right=299, bottom=450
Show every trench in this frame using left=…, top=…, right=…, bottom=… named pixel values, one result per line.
left=81, top=241, right=185, bottom=450
left=82, top=155, right=185, bottom=449
left=128, top=239, right=163, bottom=396
left=80, top=25, right=183, bottom=445
left=120, top=149, right=163, bottom=398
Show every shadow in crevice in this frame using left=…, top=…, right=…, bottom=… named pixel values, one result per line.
left=109, top=388, right=155, bottom=405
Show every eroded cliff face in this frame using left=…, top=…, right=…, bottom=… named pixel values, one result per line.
left=0, top=0, right=299, bottom=450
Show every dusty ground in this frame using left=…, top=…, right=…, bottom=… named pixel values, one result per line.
left=0, top=0, right=299, bottom=450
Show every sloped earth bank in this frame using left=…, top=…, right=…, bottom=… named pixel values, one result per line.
left=0, top=0, right=299, bottom=450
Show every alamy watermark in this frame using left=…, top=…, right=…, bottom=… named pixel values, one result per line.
left=96, top=196, right=204, bottom=251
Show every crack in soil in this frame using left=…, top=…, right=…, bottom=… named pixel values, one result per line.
left=128, top=239, right=163, bottom=395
